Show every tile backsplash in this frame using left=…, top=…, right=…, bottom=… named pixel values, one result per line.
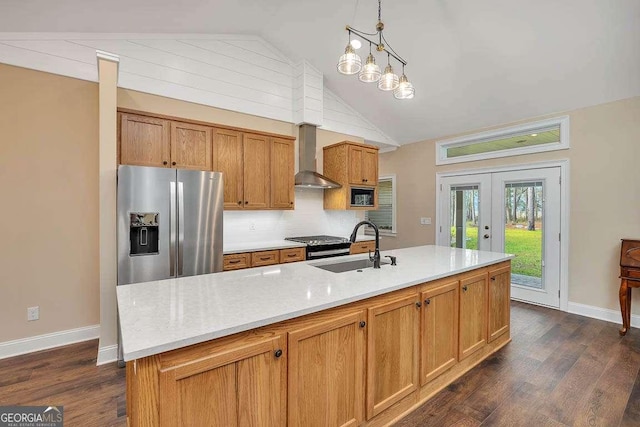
left=224, top=188, right=364, bottom=244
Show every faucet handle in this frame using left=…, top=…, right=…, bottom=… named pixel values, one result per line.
left=385, top=255, right=397, bottom=266
left=368, top=249, right=375, bottom=262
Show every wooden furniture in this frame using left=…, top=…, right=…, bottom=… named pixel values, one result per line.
left=118, top=109, right=295, bottom=210
left=223, top=247, right=306, bottom=271
left=350, top=240, right=376, bottom=255
left=323, top=141, right=379, bottom=210
left=619, top=239, right=640, bottom=335
left=126, top=260, right=511, bottom=427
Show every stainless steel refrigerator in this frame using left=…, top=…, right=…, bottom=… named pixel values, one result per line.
left=117, top=165, right=224, bottom=285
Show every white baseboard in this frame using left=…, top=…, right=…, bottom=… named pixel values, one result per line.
left=0, top=324, right=100, bottom=360
left=568, top=301, right=639, bottom=329
left=96, top=344, right=118, bottom=366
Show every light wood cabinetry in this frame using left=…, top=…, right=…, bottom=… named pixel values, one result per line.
left=223, top=247, right=306, bottom=271
left=458, top=272, right=488, bottom=360
left=270, top=138, right=295, bottom=209
left=288, top=311, right=366, bottom=427
left=127, top=261, right=512, bottom=427
left=350, top=240, right=376, bottom=255
left=420, top=280, right=459, bottom=385
left=323, top=141, right=380, bottom=210
left=119, top=109, right=295, bottom=210
left=120, top=113, right=170, bottom=167
left=488, top=264, right=511, bottom=342
left=366, top=293, right=420, bottom=419
left=170, top=121, right=212, bottom=170
left=155, top=333, right=286, bottom=427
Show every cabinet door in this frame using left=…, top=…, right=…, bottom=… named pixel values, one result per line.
left=459, top=272, right=488, bottom=360
left=361, top=148, right=378, bottom=186
left=120, top=113, right=170, bottom=167
left=288, top=311, right=366, bottom=427
left=170, top=122, right=212, bottom=170
left=420, top=280, right=459, bottom=386
left=270, top=138, right=294, bottom=209
left=158, top=335, right=286, bottom=427
left=243, top=133, right=271, bottom=209
left=350, top=240, right=375, bottom=255
left=367, top=294, right=420, bottom=419
left=488, top=265, right=511, bottom=342
left=213, top=129, right=244, bottom=209
left=348, top=145, right=364, bottom=185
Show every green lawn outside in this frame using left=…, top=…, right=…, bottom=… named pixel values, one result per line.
left=451, top=225, right=542, bottom=277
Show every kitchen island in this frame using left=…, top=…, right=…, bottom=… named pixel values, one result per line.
left=119, top=245, right=513, bottom=427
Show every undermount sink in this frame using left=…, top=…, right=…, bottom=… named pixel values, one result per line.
left=312, top=258, right=390, bottom=273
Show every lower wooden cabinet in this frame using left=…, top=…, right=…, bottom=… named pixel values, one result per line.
left=251, top=250, right=279, bottom=267
left=350, top=240, right=375, bottom=255
left=288, top=311, right=366, bottom=427
left=157, top=334, right=286, bottom=427
left=223, top=247, right=306, bottom=271
left=366, top=294, right=420, bottom=419
left=420, top=280, right=459, bottom=385
left=459, top=272, right=488, bottom=360
left=223, top=253, right=251, bottom=271
left=488, top=264, right=511, bottom=342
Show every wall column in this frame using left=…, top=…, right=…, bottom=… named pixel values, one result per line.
left=96, top=51, right=119, bottom=365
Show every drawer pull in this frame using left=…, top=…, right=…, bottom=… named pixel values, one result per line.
left=228, top=259, right=241, bottom=264
left=260, top=257, right=271, bottom=261
left=287, top=253, right=297, bottom=257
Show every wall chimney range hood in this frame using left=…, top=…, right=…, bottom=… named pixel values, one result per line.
left=294, top=124, right=342, bottom=189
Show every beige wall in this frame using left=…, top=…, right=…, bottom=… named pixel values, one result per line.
left=0, top=64, right=99, bottom=342
left=380, top=96, right=640, bottom=313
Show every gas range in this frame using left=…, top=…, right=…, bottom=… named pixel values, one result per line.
left=285, top=235, right=351, bottom=260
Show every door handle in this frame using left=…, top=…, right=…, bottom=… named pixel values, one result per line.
left=169, top=181, right=176, bottom=277
left=177, top=182, right=185, bottom=276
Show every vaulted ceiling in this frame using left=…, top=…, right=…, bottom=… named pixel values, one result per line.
left=2, top=0, right=639, bottom=144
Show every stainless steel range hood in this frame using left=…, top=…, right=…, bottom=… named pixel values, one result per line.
left=294, top=124, right=342, bottom=189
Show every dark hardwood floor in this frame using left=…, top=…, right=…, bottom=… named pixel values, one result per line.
left=1, top=301, right=639, bottom=426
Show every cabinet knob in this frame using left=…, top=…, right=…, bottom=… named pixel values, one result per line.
left=163, top=161, right=168, bottom=165
left=484, top=234, right=490, bottom=239
left=237, top=201, right=242, bottom=205
left=491, top=276, right=496, bottom=281
left=172, top=161, right=176, bottom=166
left=359, top=321, right=366, bottom=328
left=274, top=349, right=283, bottom=358
left=244, top=201, right=249, bottom=204
left=290, top=201, right=293, bottom=205
left=425, top=298, right=431, bottom=305
left=462, top=285, right=468, bottom=292
left=416, top=301, right=422, bottom=308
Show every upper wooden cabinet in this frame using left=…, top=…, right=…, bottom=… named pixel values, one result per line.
left=242, top=133, right=271, bottom=209
left=213, top=128, right=244, bottom=209
left=323, top=141, right=380, bottom=210
left=348, top=144, right=378, bottom=186
left=170, top=121, right=212, bottom=170
left=270, top=138, right=295, bottom=209
left=120, top=113, right=171, bottom=167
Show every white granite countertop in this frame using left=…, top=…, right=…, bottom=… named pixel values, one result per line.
left=117, top=245, right=513, bottom=361
left=223, top=240, right=306, bottom=254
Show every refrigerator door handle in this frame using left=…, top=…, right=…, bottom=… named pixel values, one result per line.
left=169, top=181, right=177, bottom=277
left=178, top=181, right=185, bottom=276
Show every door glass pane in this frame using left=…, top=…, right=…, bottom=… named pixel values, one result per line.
left=450, top=185, right=479, bottom=249
left=504, top=181, right=543, bottom=289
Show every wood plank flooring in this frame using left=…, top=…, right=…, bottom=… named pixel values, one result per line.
left=0, top=301, right=639, bottom=426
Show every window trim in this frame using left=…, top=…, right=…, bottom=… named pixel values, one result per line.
left=435, top=116, right=570, bottom=165
left=365, top=174, right=397, bottom=237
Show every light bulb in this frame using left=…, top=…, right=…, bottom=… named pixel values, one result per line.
left=358, top=54, right=381, bottom=83
left=337, top=44, right=362, bottom=75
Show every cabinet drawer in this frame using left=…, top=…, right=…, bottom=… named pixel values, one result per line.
left=621, top=267, right=640, bottom=280
left=251, top=250, right=280, bottom=267
left=350, top=241, right=375, bottom=255
left=223, top=253, right=251, bottom=271
left=280, top=247, right=305, bottom=263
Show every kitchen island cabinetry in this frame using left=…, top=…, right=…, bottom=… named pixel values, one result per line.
left=120, top=247, right=512, bottom=427
left=288, top=311, right=366, bottom=427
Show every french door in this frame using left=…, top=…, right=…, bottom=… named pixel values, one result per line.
left=438, top=167, right=562, bottom=308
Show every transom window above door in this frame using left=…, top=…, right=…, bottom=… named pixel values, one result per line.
left=436, top=116, right=570, bottom=165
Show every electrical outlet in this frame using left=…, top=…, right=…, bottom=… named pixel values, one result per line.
left=420, top=217, right=432, bottom=225
left=249, top=222, right=256, bottom=231
left=27, top=306, right=39, bottom=321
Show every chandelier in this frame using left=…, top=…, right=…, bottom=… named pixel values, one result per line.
left=337, top=0, right=414, bottom=100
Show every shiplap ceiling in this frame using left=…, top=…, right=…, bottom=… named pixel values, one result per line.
left=2, top=0, right=639, bottom=144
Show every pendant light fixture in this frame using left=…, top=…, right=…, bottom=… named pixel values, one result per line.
left=337, top=0, right=414, bottom=99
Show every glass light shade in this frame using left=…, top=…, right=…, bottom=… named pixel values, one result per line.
left=358, top=54, right=381, bottom=83
left=337, top=44, right=362, bottom=75
left=377, top=64, right=399, bottom=91
left=394, top=74, right=415, bottom=99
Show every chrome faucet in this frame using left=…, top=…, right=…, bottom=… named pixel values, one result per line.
left=350, top=220, right=381, bottom=268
